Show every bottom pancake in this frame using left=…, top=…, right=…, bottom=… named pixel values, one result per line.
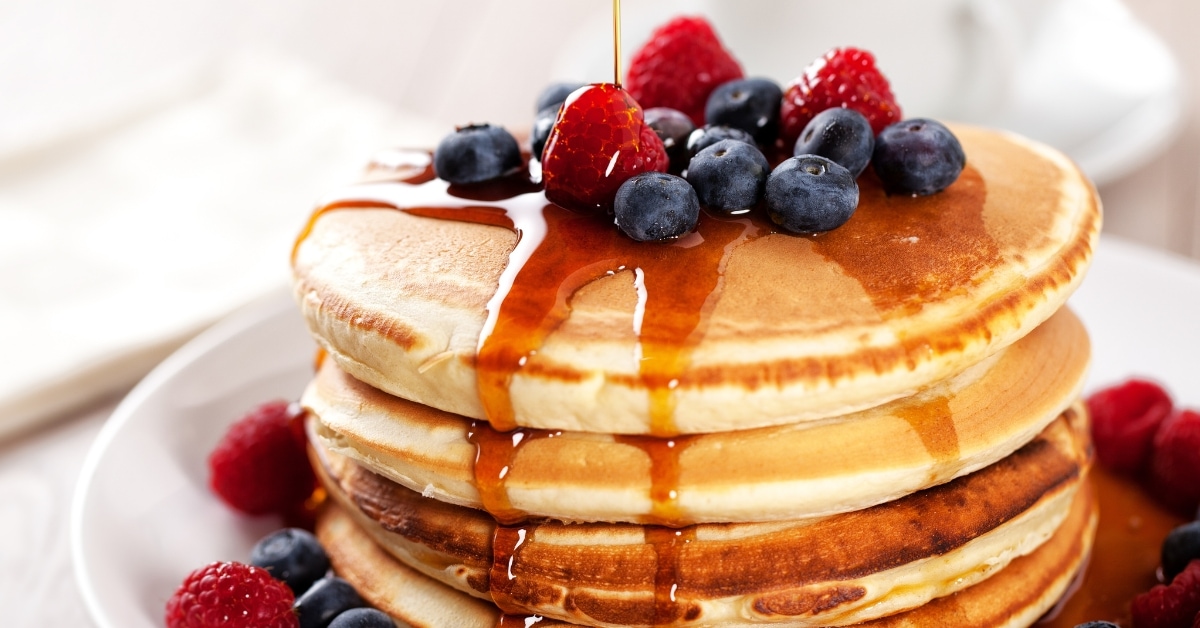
left=316, top=480, right=1097, bottom=628
left=308, top=408, right=1091, bottom=627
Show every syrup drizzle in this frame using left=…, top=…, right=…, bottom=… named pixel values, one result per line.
left=614, top=434, right=699, bottom=525
left=645, top=526, right=697, bottom=624
left=467, top=421, right=560, bottom=525
left=490, top=525, right=536, bottom=616
left=893, top=395, right=960, bottom=467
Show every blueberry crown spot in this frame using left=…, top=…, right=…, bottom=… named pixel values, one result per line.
left=803, top=162, right=825, bottom=176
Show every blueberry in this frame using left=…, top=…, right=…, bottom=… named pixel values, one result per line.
left=872, top=118, right=965, bottom=195
left=705, top=77, right=783, bottom=146
left=685, top=139, right=769, bottom=211
left=535, top=81, right=585, bottom=113
left=433, top=124, right=522, bottom=185
left=613, top=172, right=699, bottom=241
left=1072, top=623, right=1119, bottom=628
left=250, top=528, right=331, bottom=596
left=765, top=155, right=859, bottom=233
left=531, top=106, right=557, bottom=162
left=294, top=576, right=366, bottom=628
left=644, top=107, right=696, bottom=174
left=328, top=608, right=395, bottom=628
left=794, top=108, right=874, bottom=177
left=685, top=125, right=756, bottom=160
left=1162, top=521, right=1200, bottom=583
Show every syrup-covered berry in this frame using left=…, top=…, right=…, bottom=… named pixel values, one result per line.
left=685, top=124, right=755, bottom=160
left=765, top=155, right=859, bottom=233
left=794, top=108, right=874, bottom=177
left=704, top=77, right=782, bottom=146
left=686, top=139, right=769, bottom=211
left=1072, top=623, right=1119, bottom=628
left=644, top=107, right=696, bottom=174
left=433, top=124, right=522, bottom=185
left=541, top=83, right=669, bottom=213
left=872, top=118, right=965, bottom=195
left=613, top=172, right=699, bottom=241
left=251, top=528, right=331, bottom=596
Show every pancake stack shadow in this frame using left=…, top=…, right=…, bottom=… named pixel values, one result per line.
left=291, top=126, right=1103, bottom=627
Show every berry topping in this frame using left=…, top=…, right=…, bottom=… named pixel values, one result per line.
left=433, top=124, right=522, bottom=185
left=686, top=139, right=769, bottom=211
left=251, top=528, right=332, bottom=596
left=1165, top=522, right=1200, bottom=584
left=625, top=16, right=744, bottom=126
left=794, top=108, right=875, bottom=177
left=1086, top=378, right=1174, bottom=474
left=644, top=107, right=696, bottom=174
left=208, top=401, right=316, bottom=517
left=704, top=77, right=783, bottom=146
left=686, top=124, right=756, bottom=159
left=1073, top=623, right=1120, bottom=628
left=165, top=561, right=298, bottom=628
left=294, top=576, right=365, bottom=628
left=541, top=83, right=668, bottom=212
left=328, top=608, right=396, bottom=628
left=613, top=172, right=699, bottom=241
left=531, top=105, right=558, bottom=162
left=779, top=47, right=901, bottom=145
left=1148, top=409, right=1200, bottom=516
left=872, top=119, right=965, bottom=196
left=535, top=81, right=585, bottom=113
left=1131, top=559, right=1200, bottom=628
left=765, top=155, right=859, bottom=233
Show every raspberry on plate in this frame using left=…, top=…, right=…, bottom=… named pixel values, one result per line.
left=165, top=561, right=298, bottom=628
left=1131, top=559, right=1200, bottom=628
left=780, top=47, right=901, bottom=146
left=1086, top=378, right=1173, bottom=475
left=1148, top=409, right=1200, bottom=516
left=541, top=83, right=668, bottom=213
left=208, top=400, right=316, bottom=516
left=625, top=16, right=743, bottom=126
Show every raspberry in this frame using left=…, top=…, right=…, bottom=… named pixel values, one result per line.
left=165, top=561, right=298, bottom=628
left=625, top=16, right=743, bottom=127
left=208, top=400, right=316, bottom=516
left=541, top=83, right=668, bottom=213
left=1131, top=559, right=1200, bottom=628
left=1086, top=378, right=1174, bottom=474
left=1147, top=409, right=1200, bottom=516
left=779, top=47, right=901, bottom=147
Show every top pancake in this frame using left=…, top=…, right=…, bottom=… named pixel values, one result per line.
left=292, top=125, right=1100, bottom=434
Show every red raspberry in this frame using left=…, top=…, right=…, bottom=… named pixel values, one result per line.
left=541, top=83, right=668, bottom=213
left=1147, top=409, right=1200, bottom=516
left=165, top=561, right=298, bottom=628
left=208, top=400, right=316, bottom=516
left=779, top=47, right=901, bottom=146
left=1086, top=378, right=1174, bottom=474
left=625, top=16, right=743, bottom=126
left=1132, top=559, right=1200, bottom=628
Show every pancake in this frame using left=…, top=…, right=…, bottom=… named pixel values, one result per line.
left=308, top=409, right=1091, bottom=627
left=305, top=308, right=1089, bottom=525
left=291, top=125, right=1100, bottom=436
left=318, top=484, right=1096, bottom=628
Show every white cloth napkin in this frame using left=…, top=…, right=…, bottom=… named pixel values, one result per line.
left=0, top=52, right=444, bottom=440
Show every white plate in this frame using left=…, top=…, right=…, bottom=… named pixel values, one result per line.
left=71, top=236, right=1200, bottom=628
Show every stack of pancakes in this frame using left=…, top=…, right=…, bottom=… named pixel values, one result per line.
left=290, top=125, right=1102, bottom=627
